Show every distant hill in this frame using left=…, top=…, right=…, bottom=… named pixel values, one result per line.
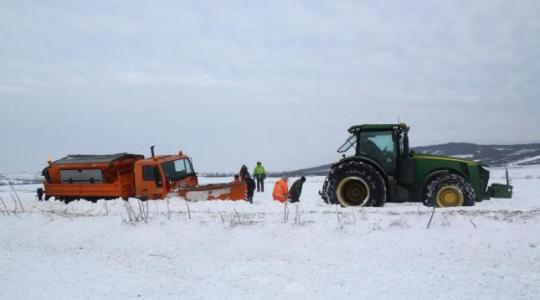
left=413, top=143, right=540, bottom=166
left=272, top=143, right=540, bottom=177
left=0, top=173, right=42, bottom=186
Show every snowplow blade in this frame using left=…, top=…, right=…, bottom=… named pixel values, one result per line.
left=177, top=182, right=247, bottom=202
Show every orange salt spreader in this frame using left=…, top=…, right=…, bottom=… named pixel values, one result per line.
left=40, top=146, right=246, bottom=203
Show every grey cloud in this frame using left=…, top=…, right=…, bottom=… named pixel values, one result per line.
left=1, top=0, right=539, bottom=173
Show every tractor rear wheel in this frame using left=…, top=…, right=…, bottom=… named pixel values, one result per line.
left=321, top=177, right=330, bottom=203
left=322, top=161, right=386, bottom=207
left=423, top=173, right=476, bottom=207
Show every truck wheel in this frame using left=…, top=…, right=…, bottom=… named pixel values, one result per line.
left=322, top=161, right=386, bottom=207
left=424, top=173, right=476, bottom=207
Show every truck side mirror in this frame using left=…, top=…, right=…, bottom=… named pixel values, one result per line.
left=153, top=166, right=163, bottom=187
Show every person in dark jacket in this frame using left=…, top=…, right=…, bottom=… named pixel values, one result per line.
left=289, top=176, right=306, bottom=203
left=244, top=173, right=256, bottom=204
left=239, top=165, right=249, bottom=182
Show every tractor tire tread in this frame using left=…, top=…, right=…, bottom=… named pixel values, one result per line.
left=423, top=173, right=476, bottom=207
left=321, top=160, right=386, bottom=207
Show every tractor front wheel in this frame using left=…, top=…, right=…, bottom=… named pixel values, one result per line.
left=423, top=173, right=476, bottom=207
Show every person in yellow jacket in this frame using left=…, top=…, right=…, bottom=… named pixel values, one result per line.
left=272, top=176, right=289, bottom=203
left=253, top=161, right=266, bottom=192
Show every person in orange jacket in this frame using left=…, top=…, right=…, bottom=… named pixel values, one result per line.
left=272, top=176, right=289, bottom=203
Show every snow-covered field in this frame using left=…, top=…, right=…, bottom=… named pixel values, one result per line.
left=0, top=167, right=539, bottom=299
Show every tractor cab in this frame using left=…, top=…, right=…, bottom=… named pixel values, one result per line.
left=133, top=150, right=198, bottom=200
left=338, top=124, right=410, bottom=176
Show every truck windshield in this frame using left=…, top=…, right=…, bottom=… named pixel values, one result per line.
left=337, top=134, right=357, bottom=153
left=161, top=158, right=195, bottom=180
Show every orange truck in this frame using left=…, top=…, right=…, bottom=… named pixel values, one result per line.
left=40, top=147, right=246, bottom=203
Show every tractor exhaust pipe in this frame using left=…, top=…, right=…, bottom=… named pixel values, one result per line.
left=150, top=145, right=155, bottom=159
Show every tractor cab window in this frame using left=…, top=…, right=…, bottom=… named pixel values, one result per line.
left=358, top=131, right=397, bottom=174
left=161, top=158, right=194, bottom=181
left=337, top=134, right=357, bottom=153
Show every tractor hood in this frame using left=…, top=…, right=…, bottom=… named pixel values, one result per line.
left=411, top=153, right=481, bottom=166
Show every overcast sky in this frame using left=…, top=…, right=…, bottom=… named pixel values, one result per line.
left=1, top=0, right=539, bottom=173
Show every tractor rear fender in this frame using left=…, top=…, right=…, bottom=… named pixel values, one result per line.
left=333, top=156, right=390, bottom=195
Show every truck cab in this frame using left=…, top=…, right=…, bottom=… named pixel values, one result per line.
left=133, top=152, right=198, bottom=200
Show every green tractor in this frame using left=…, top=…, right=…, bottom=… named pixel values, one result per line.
left=320, top=124, right=513, bottom=207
